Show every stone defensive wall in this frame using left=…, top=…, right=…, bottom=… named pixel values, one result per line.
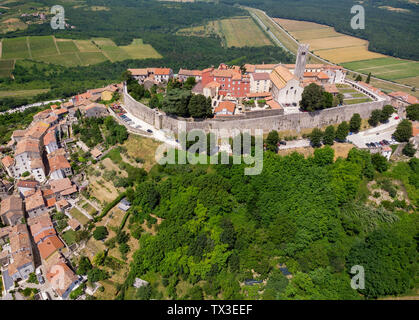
left=123, top=85, right=391, bottom=134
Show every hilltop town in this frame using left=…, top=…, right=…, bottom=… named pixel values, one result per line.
left=0, top=41, right=418, bottom=300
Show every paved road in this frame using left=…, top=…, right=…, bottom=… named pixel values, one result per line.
left=278, top=139, right=310, bottom=150
left=117, top=104, right=181, bottom=148
left=347, top=115, right=401, bottom=148
left=0, top=99, right=63, bottom=116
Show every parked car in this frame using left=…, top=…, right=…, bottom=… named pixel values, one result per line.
left=279, top=141, right=287, bottom=145
left=395, top=116, right=399, bottom=120
left=38, top=274, right=45, bottom=284
left=41, top=292, right=51, bottom=300
left=147, top=129, right=153, bottom=133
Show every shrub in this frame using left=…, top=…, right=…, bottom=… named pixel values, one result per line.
left=93, top=226, right=108, bottom=240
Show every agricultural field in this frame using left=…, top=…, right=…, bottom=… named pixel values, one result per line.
left=342, top=58, right=419, bottom=88
left=270, top=16, right=419, bottom=96
left=218, top=17, right=273, bottom=48
left=274, top=18, right=386, bottom=64
left=178, top=16, right=273, bottom=48
left=0, top=58, right=13, bottom=77
left=0, top=36, right=161, bottom=75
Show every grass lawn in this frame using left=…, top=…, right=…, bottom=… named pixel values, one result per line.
left=70, top=207, right=90, bottom=225
left=344, top=98, right=372, bottom=105
left=62, top=230, right=76, bottom=245
left=82, top=202, right=98, bottom=216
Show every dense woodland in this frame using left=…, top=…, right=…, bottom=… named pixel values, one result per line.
left=105, top=146, right=419, bottom=300
left=220, top=0, right=419, bottom=60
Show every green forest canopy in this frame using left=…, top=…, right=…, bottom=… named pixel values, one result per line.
left=113, top=147, right=418, bottom=300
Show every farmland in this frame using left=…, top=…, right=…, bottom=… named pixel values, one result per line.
left=177, top=16, right=273, bottom=48
left=342, top=58, right=419, bottom=88
left=274, top=18, right=386, bottom=64
left=265, top=14, right=419, bottom=96
left=218, top=17, right=273, bottom=48
left=0, top=36, right=161, bottom=75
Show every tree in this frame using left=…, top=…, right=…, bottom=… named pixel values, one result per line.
left=380, top=105, right=394, bottom=123
left=355, top=74, right=362, bottom=82
left=87, top=268, right=109, bottom=283
left=335, top=121, right=349, bottom=142
left=77, top=256, right=93, bottom=275
left=366, top=72, right=371, bottom=84
left=349, top=113, right=361, bottom=133
left=309, top=128, right=323, bottom=147
left=313, top=146, right=335, bottom=166
left=300, top=83, right=325, bottom=111
left=93, top=226, right=108, bottom=240
left=188, top=94, right=212, bottom=118
left=402, top=142, right=416, bottom=157
left=371, top=153, right=389, bottom=172
left=266, top=130, right=279, bottom=152
left=183, top=77, right=196, bottom=90
left=393, top=120, right=413, bottom=142
left=368, top=110, right=381, bottom=127
left=322, top=125, right=335, bottom=145
left=347, top=220, right=417, bottom=298
left=93, top=251, right=106, bottom=266
left=406, top=104, right=419, bottom=121
left=321, top=91, right=333, bottom=109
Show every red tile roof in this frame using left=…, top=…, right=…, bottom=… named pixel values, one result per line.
left=38, top=235, right=64, bottom=260
left=1, top=156, right=14, bottom=168
left=215, top=101, right=236, bottom=114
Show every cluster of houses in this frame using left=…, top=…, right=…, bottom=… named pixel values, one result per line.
left=128, top=44, right=349, bottom=117
left=128, top=44, right=418, bottom=119
left=0, top=83, right=122, bottom=299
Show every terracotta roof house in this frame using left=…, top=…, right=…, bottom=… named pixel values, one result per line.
left=55, top=199, right=70, bottom=212
left=49, top=178, right=77, bottom=199
left=388, top=91, right=419, bottom=108
left=11, top=130, right=27, bottom=143
left=53, top=108, right=68, bottom=119
left=81, top=103, right=108, bottom=118
left=49, top=178, right=72, bottom=194
left=0, top=195, right=24, bottom=226
left=214, top=101, right=236, bottom=116
left=6, top=224, right=35, bottom=283
left=323, top=84, right=339, bottom=95
left=16, top=180, right=39, bottom=197
left=68, top=218, right=81, bottom=231
left=38, top=235, right=65, bottom=260
left=28, top=213, right=55, bottom=244
left=1, top=156, right=15, bottom=177
left=25, top=190, right=47, bottom=218
left=26, top=122, right=50, bottom=140
left=91, top=147, right=103, bottom=159
left=48, top=154, right=72, bottom=180
left=46, top=261, right=81, bottom=299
